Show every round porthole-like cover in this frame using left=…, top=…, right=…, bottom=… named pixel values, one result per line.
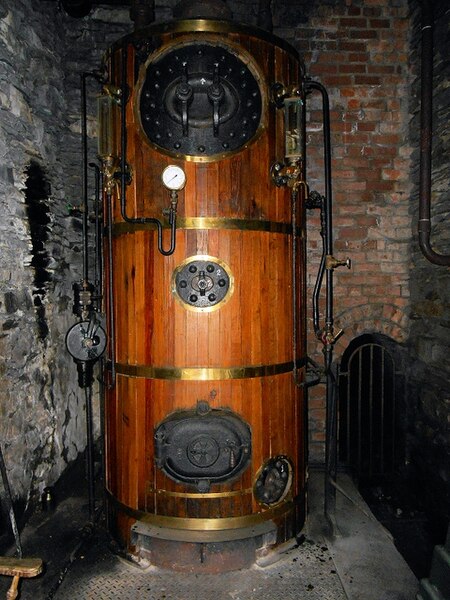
left=254, top=456, right=293, bottom=506
left=172, top=255, right=234, bottom=312
left=138, top=40, right=263, bottom=159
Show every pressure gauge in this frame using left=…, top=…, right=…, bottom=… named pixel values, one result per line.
left=162, top=165, right=186, bottom=191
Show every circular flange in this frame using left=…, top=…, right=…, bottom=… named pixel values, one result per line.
left=172, top=255, right=233, bottom=312
left=254, top=456, right=293, bottom=506
left=137, top=39, right=264, bottom=160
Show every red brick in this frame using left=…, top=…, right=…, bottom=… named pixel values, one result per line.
left=336, top=227, right=369, bottom=240
left=340, top=88, right=356, bottom=97
left=339, top=17, right=368, bottom=28
left=354, top=75, right=382, bottom=85
left=320, top=75, right=353, bottom=86
left=312, top=63, right=339, bottom=74
left=348, top=52, right=370, bottom=62
left=367, top=65, right=396, bottom=74
left=357, top=122, right=377, bottom=132
left=372, top=134, right=401, bottom=145
left=339, top=63, right=366, bottom=73
left=338, top=41, right=368, bottom=52
left=370, top=18, right=391, bottom=28
left=362, top=6, right=382, bottom=16
left=349, top=29, right=378, bottom=39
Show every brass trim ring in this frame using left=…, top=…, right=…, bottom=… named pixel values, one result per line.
left=112, top=218, right=298, bottom=236
left=148, top=487, right=253, bottom=499
left=107, top=491, right=293, bottom=531
left=114, top=358, right=306, bottom=381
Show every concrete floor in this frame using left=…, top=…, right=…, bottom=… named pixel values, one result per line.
left=0, top=470, right=419, bottom=599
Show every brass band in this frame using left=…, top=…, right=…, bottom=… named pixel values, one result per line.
left=108, top=490, right=294, bottom=531
left=113, top=19, right=301, bottom=63
left=114, top=358, right=306, bottom=381
left=147, top=487, right=253, bottom=500
left=112, top=218, right=301, bottom=236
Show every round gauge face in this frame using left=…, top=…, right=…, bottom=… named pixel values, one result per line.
left=161, top=165, right=186, bottom=191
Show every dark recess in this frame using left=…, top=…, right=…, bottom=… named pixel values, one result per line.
left=23, top=162, right=52, bottom=340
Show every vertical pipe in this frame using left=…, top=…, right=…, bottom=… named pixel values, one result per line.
left=84, top=386, right=95, bottom=522
left=306, top=80, right=336, bottom=518
left=130, top=0, right=155, bottom=30
left=417, top=0, right=450, bottom=266
left=357, top=350, right=362, bottom=478
left=380, top=347, right=385, bottom=474
left=257, top=0, right=273, bottom=32
left=369, top=345, right=374, bottom=477
left=81, top=73, right=89, bottom=284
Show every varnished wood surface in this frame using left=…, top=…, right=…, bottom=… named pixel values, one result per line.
left=104, top=25, right=307, bottom=542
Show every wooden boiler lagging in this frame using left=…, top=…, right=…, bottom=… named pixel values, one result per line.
left=101, top=18, right=308, bottom=572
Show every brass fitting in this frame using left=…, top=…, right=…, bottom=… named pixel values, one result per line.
left=325, top=255, right=351, bottom=270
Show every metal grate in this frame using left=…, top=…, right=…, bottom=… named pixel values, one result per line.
left=53, top=530, right=346, bottom=600
left=338, top=339, right=405, bottom=482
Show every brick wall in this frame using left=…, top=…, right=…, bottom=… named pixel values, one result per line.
left=274, top=0, right=415, bottom=462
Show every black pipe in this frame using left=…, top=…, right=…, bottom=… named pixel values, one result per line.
left=257, top=0, right=273, bottom=32
left=130, top=0, right=155, bottom=30
left=84, top=385, right=95, bottom=522
left=418, top=0, right=450, bottom=266
left=119, top=47, right=178, bottom=256
left=305, top=80, right=337, bottom=519
left=308, top=191, right=326, bottom=339
left=81, top=73, right=90, bottom=285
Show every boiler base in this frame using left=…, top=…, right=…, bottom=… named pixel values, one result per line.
left=131, top=520, right=278, bottom=573
left=107, top=496, right=305, bottom=573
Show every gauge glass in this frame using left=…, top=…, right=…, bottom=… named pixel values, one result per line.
left=162, top=165, right=186, bottom=191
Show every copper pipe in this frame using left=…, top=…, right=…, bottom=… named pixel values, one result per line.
left=418, top=0, right=450, bottom=266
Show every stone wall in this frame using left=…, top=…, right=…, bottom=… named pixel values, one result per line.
left=0, top=0, right=132, bottom=533
left=407, top=0, right=450, bottom=527
left=0, top=0, right=78, bottom=529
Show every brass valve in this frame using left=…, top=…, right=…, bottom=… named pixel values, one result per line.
left=319, top=326, right=344, bottom=347
left=325, top=255, right=351, bottom=271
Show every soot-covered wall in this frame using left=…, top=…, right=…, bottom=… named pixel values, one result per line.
left=0, top=0, right=448, bottom=535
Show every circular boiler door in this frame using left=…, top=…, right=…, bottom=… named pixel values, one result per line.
left=138, top=39, right=264, bottom=159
